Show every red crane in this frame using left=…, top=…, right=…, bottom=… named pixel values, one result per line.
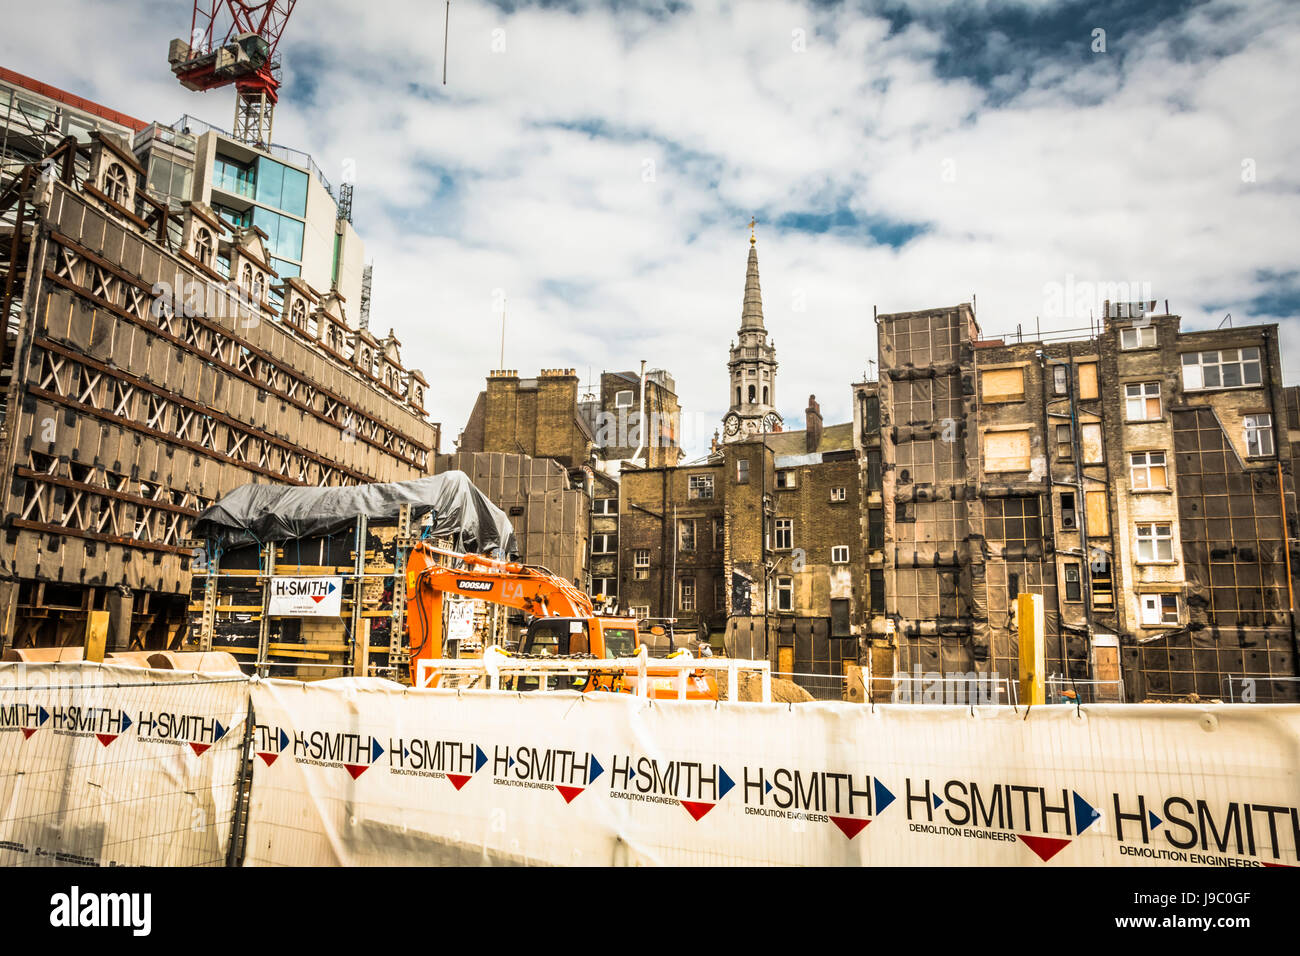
left=167, top=0, right=299, bottom=148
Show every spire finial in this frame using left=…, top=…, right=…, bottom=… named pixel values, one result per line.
left=749, top=216, right=756, bottom=244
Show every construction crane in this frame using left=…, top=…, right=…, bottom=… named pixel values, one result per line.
left=167, top=1, right=299, bottom=147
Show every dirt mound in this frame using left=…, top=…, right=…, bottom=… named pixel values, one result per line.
left=723, top=672, right=815, bottom=703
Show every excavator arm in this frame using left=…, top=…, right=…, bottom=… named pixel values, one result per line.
left=404, top=543, right=594, bottom=684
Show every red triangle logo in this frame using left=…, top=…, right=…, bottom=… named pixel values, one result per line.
left=96, top=733, right=117, bottom=747
left=1018, top=834, right=1071, bottom=862
left=447, top=773, right=472, bottom=791
left=1262, top=862, right=1296, bottom=868
left=257, top=752, right=279, bottom=766
left=556, top=785, right=584, bottom=804
left=344, top=764, right=369, bottom=779
left=20, top=728, right=36, bottom=740
left=680, top=801, right=715, bottom=821
left=830, top=816, right=870, bottom=840
left=311, top=594, right=326, bottom=603
left=190, top=742, right=210, bottom=756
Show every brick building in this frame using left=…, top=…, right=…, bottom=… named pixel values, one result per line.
left=872, top=301, right=1298, bottom=702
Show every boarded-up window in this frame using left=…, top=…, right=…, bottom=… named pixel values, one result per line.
left=1085, top=490, right=1109, bottom=535
left=981, top=367, right=1025, bottom=403
left=984, top=430, right=1031, bottom=472
left=1081, top=422, right=1104, bottom=463
left=831, top=599, right=851, bottom=637
left=1078, top=363, right=1099, bottom=400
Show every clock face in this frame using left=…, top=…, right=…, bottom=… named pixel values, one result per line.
left=762, top=412, right=782, bottom=432
left=723, top=413, right=741, bottom=436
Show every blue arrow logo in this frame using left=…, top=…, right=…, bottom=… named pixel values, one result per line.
left=120, top=712, right=132, bottom=733
left=37, top=706, right=49, bottom=726
left=214, top=720, right=227, bottom=742
left=475, top=745, right=488, bottom=772
left=931, top=793, right=943, bottom=810
left=1073, top=791, right=1100, bottom=834
left=278, top=728, right=289, bottom=751
left=371, top=738, right=384, bottom=763
left=1148, top=810, right=1162, bottom=831
left=765, top=780, right=773, bottom=795
left=874, top=779, right=895, bottom=814
left=719, top=766, right=735, bottom=799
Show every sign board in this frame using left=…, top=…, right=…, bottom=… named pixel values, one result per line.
left=269, top=576, right=343, bottom=616
left=446, top=598, right=474, bottom=644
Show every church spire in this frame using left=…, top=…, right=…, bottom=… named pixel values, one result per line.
left=740, top=220, right=765, bottom=332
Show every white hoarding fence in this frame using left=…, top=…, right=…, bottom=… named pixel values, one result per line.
left=244, top=678, right=1300, bottom=867
left=0, top=662, right=250, bottom=866
left=268, top=575, right=343, bottom=616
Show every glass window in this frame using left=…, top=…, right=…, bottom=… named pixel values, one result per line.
left=1130, top=451, right=1168, bottom=490
left=1124, top=382, right=1162, bottom=421
left=775, top=470, right=796, bottom=489
left=1244, top=414, right=1274, bottom=457
left=213, top=203, right=251, bottom=229
left=736, top=459, right=749, bottom=484
left=679, top=577, right=696, bottom=612
left=830, top=487, right=847, bottom=501
left=1064, top=564, right=1082, bottom=602
left=253, top=208, right=304, bottom=262
left=614, top=389, right=634, bottom=408
left=712, top=517, right=724, bottom=550
left=255, top=156, right=285, bottom=208
left=1052, top=365, right=1068, bottom=395
left=1055, top=424, right=1073, bottom=460
left=1181, top=348, right=1262, bottom=390
left=688, top=474, right=714, bottom=500
left=634, top=549, right=650, bottom=568
left=1136, top=523, right=1174, bottom=562
left=831, top=545, right=849, bottom=564
left=214, top=154, right=255, bottom=198
left=602, top=627, right=636, bottom=658
left=1120, top=326, right=1157, bottom=349
left=775, top=577, right=793, bottom=612
left=774, top=518, right=793, bottom=551
left=1141, top=594, right=1179, bottom=626
left=677, top=519, right=695, bottom=552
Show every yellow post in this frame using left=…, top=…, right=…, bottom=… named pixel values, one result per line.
left=1017, top=593, right=1044, bottom=705
left=84, top=610, right=110, bottom=663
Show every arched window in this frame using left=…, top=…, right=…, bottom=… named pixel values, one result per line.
left=736, top=386, right=741, bottom=405
left=763, top=386, right=769, bottom=404
left=193, top=227, right=212, bottom=265
left=360, top=348, right=372, bottom=371
left=239, top=263, right=253, bottom=294
left=748, top=384, right=756, bottom=403
left=251, top=271, right=264, bottom=303
left=290, top=298, right=306, bottom=328
left=103, top=162, right=129, bottom=204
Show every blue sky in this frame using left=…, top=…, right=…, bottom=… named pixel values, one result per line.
left=4, top=0, right=1298, bottom=455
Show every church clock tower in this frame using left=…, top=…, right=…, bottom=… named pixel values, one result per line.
left=722, top=222, right=781, bottom=441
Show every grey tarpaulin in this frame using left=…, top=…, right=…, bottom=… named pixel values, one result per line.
left=193, top=472, right=518, bottom=557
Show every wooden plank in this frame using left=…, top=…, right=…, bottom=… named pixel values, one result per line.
left=84, top=610, right=109, bottom=662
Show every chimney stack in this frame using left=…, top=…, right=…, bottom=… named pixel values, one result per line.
left=805, top=395, right=823, bottom=453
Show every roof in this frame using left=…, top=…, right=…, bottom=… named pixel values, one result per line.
left=740, top=240, right=765, bottom=331
left=0, top=66, right=147, bottom=133
left=764, top=421, right=855, bottom=457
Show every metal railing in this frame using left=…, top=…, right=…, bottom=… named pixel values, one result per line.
left=771, top=670, right=847, bottom=701
left=416, top=648, right=773, bottom=702
left=889, top=673, right=1013, bottom=705
left=1045, top=674, right=1126, bottom=703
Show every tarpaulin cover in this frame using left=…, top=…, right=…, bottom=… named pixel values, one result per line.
left=244, top=677, right=1300, bottom=867
left=192, top=471, right=518, bottom=557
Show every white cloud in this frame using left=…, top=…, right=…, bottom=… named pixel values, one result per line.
left=3, top=0, right=1298, bottom=453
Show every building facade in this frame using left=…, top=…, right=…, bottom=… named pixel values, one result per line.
left=0, top=75, right=436, bottom=652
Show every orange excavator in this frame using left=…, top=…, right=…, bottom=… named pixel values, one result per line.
left=404, top=543, right=718, bottom=700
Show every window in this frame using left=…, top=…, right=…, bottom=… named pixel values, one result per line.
left=630, top=606, right=649, bottom=621
left=1055, top=424, right=1073, bottom=461
left=1081, top=422, right=1104, bottom=463
left=254, top=157, right=308, bottom=217
left=830, top=487, right=847, bottom=502
left=102, top=162, right=131, bottom=204
left=775, top=576, right=793, bottom=612
left=1120, top=326, right=1157, bottom=350
left=774, top=518, right=793, bottom=551
left=592, top=577, right=616, bottom=599
left=1125, top=382, right=1162, bottom=421
left=252, top=207, right=305, bottom=262
left=981, top=367, right=1025, bottom=403
left=1060, top=492, right=1077, bottom=530
left=614, top=389, right=634, bottom=408
left=1052, top=365, right=1068, bottom=395
left=677, top=519, right=695, bottom=552
left=1078, top=363, right=1099, bottom=400
left=592, top=534, right=616, bottom=554
left=736, top=459, right=750, bottom=484
left=984, top=497, right=1042, bottom=544
left=679, top=577, right=696, bottom=612
left=1244, top=414, right=1275, bottom=457
left=775, top=470, right=796, bottom=489
left=213, top=154, right=255, bottom=198
left=831, top=545, right=850, bottom=564
left=1129, top=451, right=1168, bottom=490
left=1141, top=593, right=1179, bottom=626
left=290, top=298, right=307, bottom=329
left=713, top=517, right=724, bottom=550
left=193, top=227, right=213, bottom=266
left=1136, top=523, right=1174, bottom=562
left=592, top=498, right=617, bottom=515
left=984, top=429, right=1031, bottom=472
left=1181, top=348, right=1262, bottom=390
left=1091, top=562, right=1114, bottom=608
left=634, top=549, right=650, bottom=580
left=1063, top=563, right=1082, bottom=603
left=688, top=474, right=714, bottom=500
left=831, top=599, right=850, bottom=638
left=1085, top=490, right=1109, bottom=535
left=748, top=385, right=756, bottom=403
left=762, top=385, right=769, bottom=404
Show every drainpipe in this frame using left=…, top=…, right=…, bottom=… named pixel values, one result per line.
left=632, top=360, right=647, bottom=466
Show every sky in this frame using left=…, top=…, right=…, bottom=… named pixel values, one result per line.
left=3, top=0, right=1298, bottom=458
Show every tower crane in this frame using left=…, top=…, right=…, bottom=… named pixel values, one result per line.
left=166, top=0, right=299, bottom=147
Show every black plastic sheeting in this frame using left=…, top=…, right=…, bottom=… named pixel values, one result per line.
left=193, top=472, right=518, bottom=557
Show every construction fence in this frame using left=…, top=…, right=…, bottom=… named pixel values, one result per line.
left=3, top=662, right=1299, bottom=867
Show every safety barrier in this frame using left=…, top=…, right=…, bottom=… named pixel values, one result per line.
left=5, top=662, right=1300, bottom=867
